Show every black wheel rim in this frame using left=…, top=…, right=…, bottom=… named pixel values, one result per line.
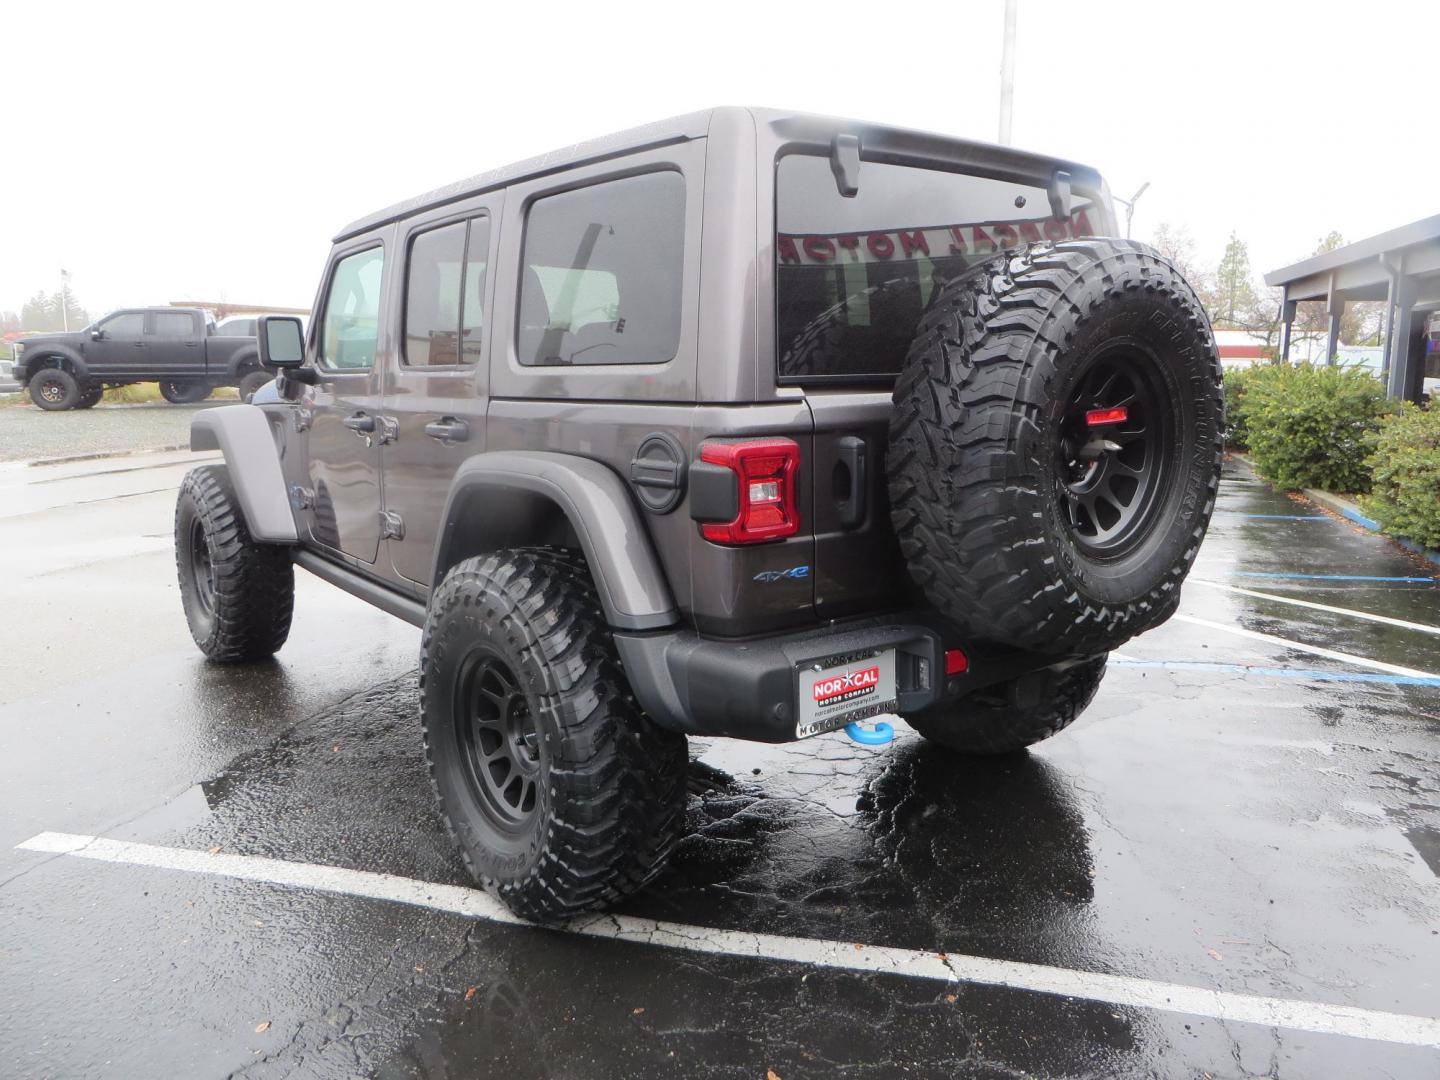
left=455, top=651, right=541, bottom=833
left=188, top=517, right=217, bottom=617
left=38, top=377, right=64, bottom=404
left=1056, top=348, right=1175, bottom=558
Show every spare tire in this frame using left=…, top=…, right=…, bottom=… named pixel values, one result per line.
left=888, top=239, right=1222, bottom=655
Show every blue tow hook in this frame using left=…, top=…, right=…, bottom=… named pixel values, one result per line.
left=844, top=720, right=895, bottom=746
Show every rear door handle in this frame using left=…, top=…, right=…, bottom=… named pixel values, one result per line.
left=343, top=412, right=376, bottom=433
left=424, top=417, right=470, bottom=443
left=837, top=435, right=868, bottom=529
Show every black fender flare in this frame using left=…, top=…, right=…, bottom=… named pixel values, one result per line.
left=189, top=405, right=298, bottom=542
left=24, top=346, right=89, bottom=379
left=225, top=347, right=263, bottom=381
left=433, top=451, right=678, bottom=631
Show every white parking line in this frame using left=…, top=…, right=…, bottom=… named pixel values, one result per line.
left=1190, top=579, right=1440, bottom=636
left=16, top=831, right=1440, bottom=1049
left=1170, top=614, right=1437, bottom=679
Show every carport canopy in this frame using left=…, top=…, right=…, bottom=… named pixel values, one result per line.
left=1264, top=214, right=1440, bottom=401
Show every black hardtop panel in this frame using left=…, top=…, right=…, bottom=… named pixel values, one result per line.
left=333, top=107, right=1105, bottom=245
left=333, top=110, right=717, bottom=243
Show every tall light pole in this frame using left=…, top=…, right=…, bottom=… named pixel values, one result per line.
left=59, top=269, right=70, bottom=331
left=1112, top=182, right=1150, bottom=239
left=998, top=0, right=1017, bottom=145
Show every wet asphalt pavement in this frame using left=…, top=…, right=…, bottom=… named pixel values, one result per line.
left=1, top=453, right=1438, bottom=1079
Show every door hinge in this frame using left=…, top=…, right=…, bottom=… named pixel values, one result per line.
left=289, top=484, right=314, bottom=510
left=380, top=510, right=405, bottom=540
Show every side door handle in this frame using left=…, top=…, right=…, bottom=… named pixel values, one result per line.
left=837, top=435, right=868, bottom=529
left=424, top=417, right=470, bottom=443
left=343, top=412, right=376, bottom=433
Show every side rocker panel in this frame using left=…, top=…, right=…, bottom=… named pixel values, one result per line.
left=433, top=451, right=678, bottom=631
left=190, top=405, right=299, bottom=543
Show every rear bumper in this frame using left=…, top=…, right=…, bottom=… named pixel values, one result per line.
left=615, top=614, right=1065, bottom=742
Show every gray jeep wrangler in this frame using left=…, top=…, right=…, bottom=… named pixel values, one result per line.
left=175, top=108, right=1222, bottom=921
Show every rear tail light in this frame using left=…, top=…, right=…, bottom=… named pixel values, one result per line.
left=697, top=438, right=800, bottom=544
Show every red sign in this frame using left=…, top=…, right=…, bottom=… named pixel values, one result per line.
left=779, top=208, right=1096, bottom=267
left=813, top=665, right=881, bottom=704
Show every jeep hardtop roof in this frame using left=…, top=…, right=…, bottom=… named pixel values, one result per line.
left=333, top=106, right=1106, bottom=244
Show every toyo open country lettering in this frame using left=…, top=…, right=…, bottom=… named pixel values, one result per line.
left=173, top=108, right=1222, bottom=922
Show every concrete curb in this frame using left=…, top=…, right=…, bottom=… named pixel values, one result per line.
left=22, top=443, right=189, bottom=468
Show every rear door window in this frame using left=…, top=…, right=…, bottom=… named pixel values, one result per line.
left=517, top=171, right=684, bottom=366
left=776, top=155, right=1097, bottom=382
left=150, top=312, right=196, bottom=337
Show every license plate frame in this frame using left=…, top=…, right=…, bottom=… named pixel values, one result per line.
left=795, top=648, right=898, bottom=739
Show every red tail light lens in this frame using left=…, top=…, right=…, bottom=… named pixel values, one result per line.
left=699, top=438, right=800, bottom=544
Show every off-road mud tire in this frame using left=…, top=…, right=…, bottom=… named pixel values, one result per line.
left=174, top=465, right=294, bottom=661
left=29, top=367, right=80, bottom=410
left=159, top=380, right=212, bottom=404
left=905, top=655, right=1108, bottom=755
left=239, top=370, right=272, bottom=402
left=420, top=547, right=688, bottom=923
left=889, top=239, right=1223, bottom=655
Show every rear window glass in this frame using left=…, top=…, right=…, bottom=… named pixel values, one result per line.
left=776, top=155, right=1097, bottom=382
left=518, top=171, right=684, bottom=366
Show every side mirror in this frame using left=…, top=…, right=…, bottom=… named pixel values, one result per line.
left=90, top=329, right=105, bottom=341
left=258, top=315, right=306, bottom=369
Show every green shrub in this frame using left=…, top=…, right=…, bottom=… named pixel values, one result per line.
left=1361, top=404, right=1440, bottom=550
left=1242, top=363, right=1394, bottom=492
left=1223, top=365, right=1258, bottom=448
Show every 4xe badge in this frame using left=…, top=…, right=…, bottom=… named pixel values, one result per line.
left=812, top=665, right=880, bottom=706
left=753, top=565, right=809, bottom=584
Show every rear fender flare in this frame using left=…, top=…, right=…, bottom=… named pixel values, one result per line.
left=433, top=451, right=678, bottom=631
left=189, top=405, right=297, bottom=542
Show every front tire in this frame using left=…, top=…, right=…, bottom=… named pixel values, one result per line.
left=175, top=465, right=294, bottom=661
left=421, top=547, right=688, bottom=922
left=904, top=655, right=1108, bottom=756
left=159, top=380, right=211, bottom=404
left=29, top=368, right=80, bottom=410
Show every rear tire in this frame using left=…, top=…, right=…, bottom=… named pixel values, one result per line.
left=175, top=465, right=294, bottom=661
left=29, top=368, right=79, bottom=410
left=159, top=380, right=211, bottom=404
left=238, top=370, right=271, bottom=403
left=889, top=240, right=1222, bottom=655
left=904, top=656, right=1107, bottom=755
left=421, top=547, right=688, bottom=922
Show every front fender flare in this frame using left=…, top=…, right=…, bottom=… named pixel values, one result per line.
left=190, top=405, right=297, bottom=542
left=434, top=451, right=678, bottom=631
left=23, top=345, right=88, bottom=379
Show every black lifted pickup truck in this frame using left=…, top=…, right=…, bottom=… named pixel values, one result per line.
left=174, top=108, right=1223, bottom=922
left=13, top=306, right=268, bottom=409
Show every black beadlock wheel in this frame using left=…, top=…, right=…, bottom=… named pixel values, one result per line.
left=29, top=368, right=80, bottom=411
left=174, top=465, right=294, bottom=661
left=420, top=547, right=688, bottom=923
left=888, top=239, right=1223, bottom=656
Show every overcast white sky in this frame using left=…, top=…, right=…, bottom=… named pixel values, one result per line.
left=4, top=0, right=1435, bottom=318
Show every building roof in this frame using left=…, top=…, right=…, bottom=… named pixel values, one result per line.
left=1264, top=214, right=1440, bottom=304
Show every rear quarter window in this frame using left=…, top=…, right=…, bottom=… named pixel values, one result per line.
left=776, top=155, right=1097, bottom=383
left=517, top=171, right=684, bottom=367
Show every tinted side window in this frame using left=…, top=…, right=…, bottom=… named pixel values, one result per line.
left=518, top=171, right=684, bottom=366
left=100, top=313, right=145, bottom=336
left=151, top=312, right=196, bottom=337
left=321, top=246, right=385, bottom=370
left=404, top=222, right=466, bottom=367
left=223, top=318, right=256, bottom=337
